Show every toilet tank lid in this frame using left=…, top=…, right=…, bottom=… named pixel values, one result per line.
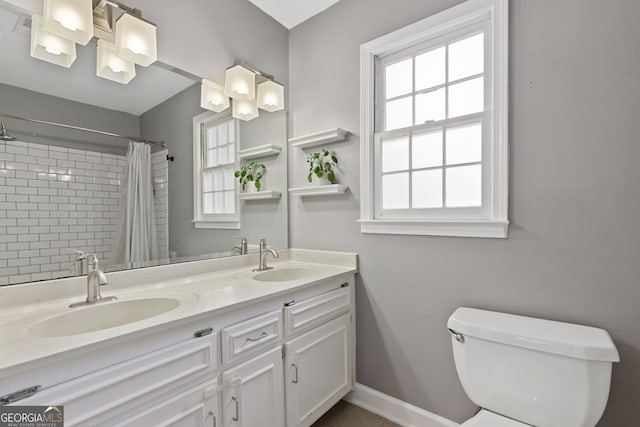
left=447, top=308, right=620, bottom=362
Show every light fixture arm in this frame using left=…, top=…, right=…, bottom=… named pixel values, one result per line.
left=231, top=62, right=280, bottom=84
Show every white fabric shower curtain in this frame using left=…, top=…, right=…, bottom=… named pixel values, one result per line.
left=111, top=141, right=158, bottom=265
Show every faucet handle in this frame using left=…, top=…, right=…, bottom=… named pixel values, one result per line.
left=86, top=254, right=101, bottom=271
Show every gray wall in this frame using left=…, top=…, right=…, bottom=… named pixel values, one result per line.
left=288, top=0, right=640, bottom=425
left=128, top=0, right=289, bottom=90
left=0, top=83, right=139, bottom=155
left=140, top=85, right=288, bottom=257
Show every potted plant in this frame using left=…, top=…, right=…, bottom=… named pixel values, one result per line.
left=307, top=148, right=338, bottom=185
left=235, top=161, right=266, bottom=192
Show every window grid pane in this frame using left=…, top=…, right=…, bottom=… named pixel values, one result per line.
left=379, top=30, right=486, bottom=213
left=383, top=31, right=485, bottom=131
left=201, top=118, right=237, bottom=216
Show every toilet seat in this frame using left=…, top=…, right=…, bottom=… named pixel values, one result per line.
left=461, top=409, right=532, bottom=427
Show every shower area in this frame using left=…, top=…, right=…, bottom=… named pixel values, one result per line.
left=0, top=116, right=169, bottom=286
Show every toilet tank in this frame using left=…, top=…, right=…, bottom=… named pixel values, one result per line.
left=448, top=308, right=620, bottom=427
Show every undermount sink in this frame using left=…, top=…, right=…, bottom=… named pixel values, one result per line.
left=253, top=267, right=319, bottom=282
left=29, top=297, right=181, bottom=337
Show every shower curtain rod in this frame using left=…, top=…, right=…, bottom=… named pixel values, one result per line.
left=0, top=112, right=166, bottom=148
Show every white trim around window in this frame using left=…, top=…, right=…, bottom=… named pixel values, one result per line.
left=359, top=0, right=509, bottom=238
left=192, top=110, right=240, bottom=230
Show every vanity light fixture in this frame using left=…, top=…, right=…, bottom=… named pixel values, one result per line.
left=224, top=65, right=256, bottom=101
left=43, top=0, right=94, bottom=45
left=201, top=80, right=230, bottom=112
left=97, top=39, right=136, bottom=84
left=114, top=12, right=157, bottom=67
left=28, top=0, right=157, bottom=84
left=232, top=99, right=260, bottom=122
left=30, top=15, right=77, bottom=68
left=203, top=64, right=285, bottom=121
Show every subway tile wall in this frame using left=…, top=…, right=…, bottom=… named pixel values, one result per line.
left=0, top=140, right=168, bottom=286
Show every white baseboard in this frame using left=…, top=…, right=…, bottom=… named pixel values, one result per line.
left=345, top=383, right=460, bottom=427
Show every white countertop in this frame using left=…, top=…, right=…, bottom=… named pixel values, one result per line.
left=0, top=249, right=357, bottom=376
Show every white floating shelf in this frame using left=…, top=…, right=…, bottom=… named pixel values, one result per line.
left=239, top=190, right=281, bottom=200
left=288, top=184, right=348, bottom=197
left=289, top=128, right=349, bottom=149
left=238, top=144, right=282, bottom=160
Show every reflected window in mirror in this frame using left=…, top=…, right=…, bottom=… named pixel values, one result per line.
left=193, top=112, right=240, bottom=229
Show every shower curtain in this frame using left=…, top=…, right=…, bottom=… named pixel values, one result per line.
left=111, top=141, right=158, bottom=265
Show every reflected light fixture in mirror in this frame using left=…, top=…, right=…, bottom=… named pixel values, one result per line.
left=232, top=99, right=259, bottom=122
left=115, top=12, right=157, bottom=67
left=224, top=65, right=256, bottom=101
left=30, top=15, right=77, bottom=68
left=201, top=79, right=230, bottom=112
left=97, top=39, right=136, bottom=84
left=43, top=0, right=94, bottom=45
left=257, top=80, right=284, bottom=112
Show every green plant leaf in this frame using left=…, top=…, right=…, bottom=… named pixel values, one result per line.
left=307, top=174, right=313, bottom=183
left=234, top=171, right=240, bottom=177
left=255, top=181, right=261, bottom=189
left=331, top=155, right=338, bottom=164
left=327, top=171, right=335, bottom=183
left=317, top=171, right=324, bottom=178
left=324, top=163, right=331, bottom=171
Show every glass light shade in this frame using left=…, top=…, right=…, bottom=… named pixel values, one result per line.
left=43, top=0, right=93, bottom=45
left=232, top=99, right=259, bottom=122
left=30, top=15, right=77, bottom=68
left=224, top=65, right=255, bottom=101
left=97, top=40, right=136, bottom=84
left=115, top=13, right=157, bottom=67
left=201, top=79, right=230, bottom=112
left=256, top=80, right=284, bottom=112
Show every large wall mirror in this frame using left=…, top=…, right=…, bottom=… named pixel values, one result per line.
left=0, top=1, right=288, bottom=286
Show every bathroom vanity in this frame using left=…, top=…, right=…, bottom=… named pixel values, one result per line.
left=0, top=249, right=357, bottom=427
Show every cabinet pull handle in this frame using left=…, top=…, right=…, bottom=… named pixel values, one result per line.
left=207, top=411, right=216, bottom=427
left=232, top=396, right=239, bottom=422
left=194, top=327, right=213, bottom=338
left=1, top=385, right=41, bottom=405
left=292, top=363, right=299, bottom=384
left=245, top=331, right=269, bottom=343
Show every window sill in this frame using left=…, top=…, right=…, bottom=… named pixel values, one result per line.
left=358, top=219, right=508, bottom=238
left=193, top=220, right=240, bottom=230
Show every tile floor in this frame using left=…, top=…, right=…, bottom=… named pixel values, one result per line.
left=312, top=400, right=402, bottom=427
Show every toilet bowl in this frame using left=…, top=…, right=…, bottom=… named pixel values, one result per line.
left=448, top=307, right=619, bottom=427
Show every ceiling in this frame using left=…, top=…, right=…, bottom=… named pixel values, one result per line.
left=0, top=3, right=195, bottom=116
left=247, top=0, right=343, bottom=29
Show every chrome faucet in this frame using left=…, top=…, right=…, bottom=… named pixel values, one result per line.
left=69, top=255, right=117, bottom=308
left=253, top=239, right=279, bottom=272
left=65, top=248, right=86, bottom=276
left=232, top=237, right=249, bottom=255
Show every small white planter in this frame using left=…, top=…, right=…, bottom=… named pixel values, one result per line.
left=312, top=176, right=332, bottom=186
left=243, top=181, right=260, bottom=192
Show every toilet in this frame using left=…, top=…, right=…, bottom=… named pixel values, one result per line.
left=447, top=307, right=620, bottom=427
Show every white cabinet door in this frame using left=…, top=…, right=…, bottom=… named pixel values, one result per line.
left=284, top=313, right=353, bottom=427
left=221, top=347, right=284, bottom=427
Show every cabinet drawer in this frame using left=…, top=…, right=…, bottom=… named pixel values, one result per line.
left=19, top=334, right=217, bottom=426
left=221, top=310, right=282, bottom=364
left=285, top=286, right=351, bottom=337
left=108, top=379, right=218, bottom=427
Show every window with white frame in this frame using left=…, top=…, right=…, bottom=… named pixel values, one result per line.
left=360, top=0, right=508, bottom=238
left=193, top=112, right=240, bottom=229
